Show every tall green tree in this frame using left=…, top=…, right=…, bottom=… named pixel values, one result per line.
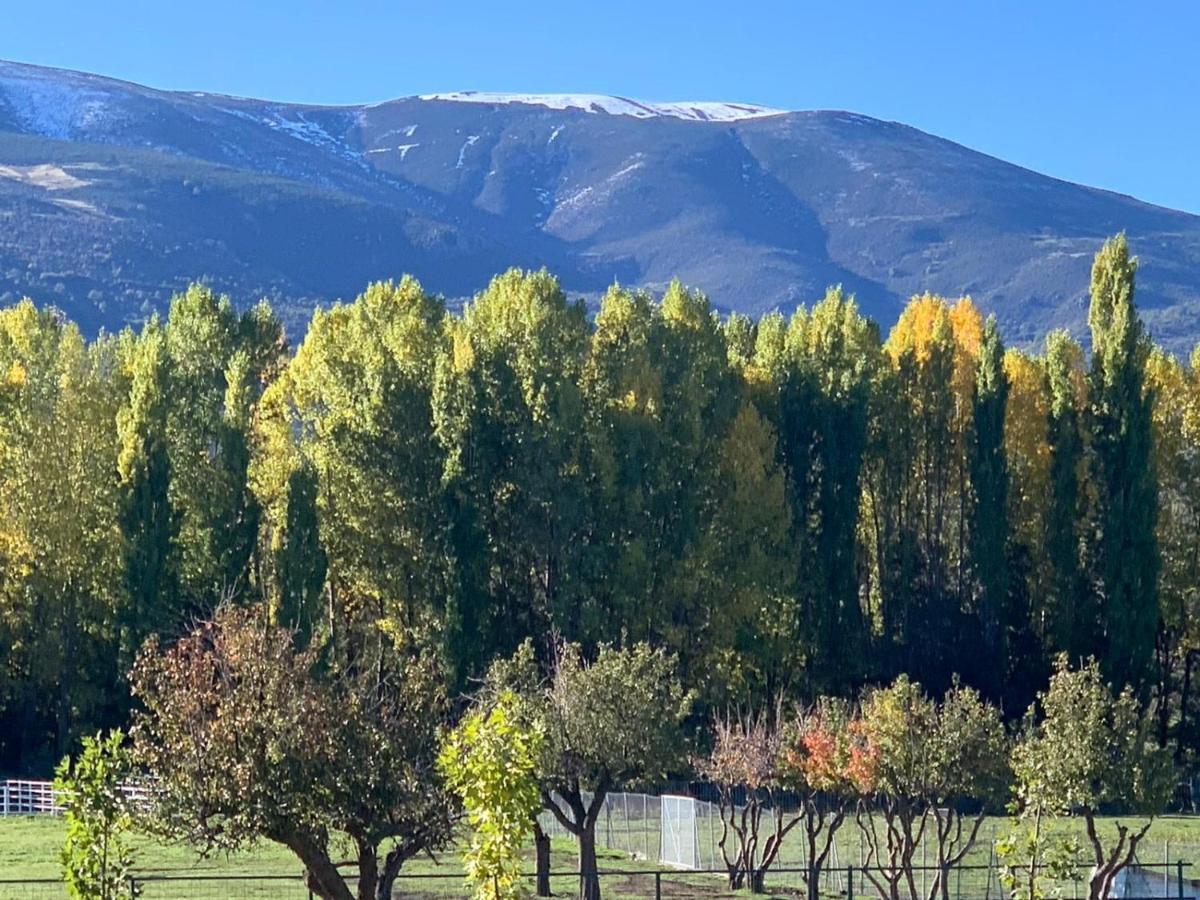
left=969, top=316, right=1011, bottom=700
left=162, top=285, right=282, bottom=608
left=776, top=288, right=878, bottom=693
left=1044, top=330, right=1096, bottom=662
left=434, top=270, right=591, bottom=668
left=116, top=321, right=179, bottom=671
left=253, top=279, right=452, bottom=664
left=0, top=302, right=125, bottom=767
left=1087, top=235, right=1158, bottom=691
left=693, top=400, right=796, bottom=701
left=867, top=296, right=983, bottom=690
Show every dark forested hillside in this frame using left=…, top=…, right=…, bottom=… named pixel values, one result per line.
left=3, top=61, right=1200, bottom=350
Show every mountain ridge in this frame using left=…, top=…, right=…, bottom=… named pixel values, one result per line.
left=2, top=59, right=1199, bottom=350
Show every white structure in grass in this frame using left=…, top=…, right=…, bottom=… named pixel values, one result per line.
left=1, top=779, right=149, bottom=815
left=0, top=779, right=62, bottom=815
left=1111, top=864, right=1196, bottom=899
left=660, top=795, right=699, bottom=870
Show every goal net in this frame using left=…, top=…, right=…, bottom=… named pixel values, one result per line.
left=659, top=794, right=698, bottom=869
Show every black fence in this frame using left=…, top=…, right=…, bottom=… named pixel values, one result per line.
left=0, top=863, right=1195, bottom=900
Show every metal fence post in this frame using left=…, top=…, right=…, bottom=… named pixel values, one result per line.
left=848, top=865, right=854, bottom=900
left=655, top=870, right=662, bottom=900
left=1178, top=859, right=1185, bottom=900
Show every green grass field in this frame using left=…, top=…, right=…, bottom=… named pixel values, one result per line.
left=4, top=813, right=1200, bottom=899
left=0, top=817, right=717, bottom=898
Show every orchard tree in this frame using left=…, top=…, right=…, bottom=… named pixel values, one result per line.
left=538, top=642, right=691, bottom=900
left=131, top=605, right=453, bottom=900
left=854, top=676, right=1008, bottom=900
left=699, top=707, right=786, bottom=892
left=700, top=698, right=863, bottom=895
left=780, top=699, right=866, bottom=900
left=1012, top=657, right=1173, bottom=900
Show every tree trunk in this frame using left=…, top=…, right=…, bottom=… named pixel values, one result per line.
left=578, top=826, right=601, bottom=900
left=376, top=844, right=409, bottom=900
left=286, top=835, right=354, bottom=900
left=750, top=868, right=766, bottom=893
left=354, top=837, right=378, bottom=900
left=534, top=822, right=553, bottom=897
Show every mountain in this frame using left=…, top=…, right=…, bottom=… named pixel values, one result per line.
left=2, top=60, right=1199, bottom=349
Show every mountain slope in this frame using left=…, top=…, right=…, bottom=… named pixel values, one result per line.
left=2, top=60, right=1199, bottom=349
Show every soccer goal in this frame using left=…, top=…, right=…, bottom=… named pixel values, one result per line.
left=659, top=794, right=699, bottom=869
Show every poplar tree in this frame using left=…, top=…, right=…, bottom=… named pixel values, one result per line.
left=1087, top=235, right=1158, bottom=691
left=970, top=316, right=1010, bottom=699
left=116, top=322, right=179, bottom=669
left=776, top=288, right=878, bottom=692
left=1044, top=331, right=1095, bottom=661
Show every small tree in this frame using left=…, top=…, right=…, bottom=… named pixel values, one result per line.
left=780, top=699, right=864, bottom=900
left=996, top=813, right=1081, bottom=900
left=539, top=642, right=691, bottom=900
left=923, top=683, right=1009, bottom=900
left=1012, top=657, right=1173, bottom=900
left=698, top=707, right=783, bottom=892
left=131, top=605, right=453, bottom=900
left=479, top=642, right=555, bottom=897
left=699, top=699, right=861, bottom=895
left=854, top=676, right=1008, bottom=900
left=54, top=730, right=140, bottom=900
left=440, top=692, right=544, bottom=900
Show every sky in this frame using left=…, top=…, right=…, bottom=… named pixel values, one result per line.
left=4, top=0, right=1199, bottom=211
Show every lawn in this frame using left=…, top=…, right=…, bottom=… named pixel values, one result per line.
left=0, top=817, right=723, bottom=899
left=4, top=812, right=1200, bottom=898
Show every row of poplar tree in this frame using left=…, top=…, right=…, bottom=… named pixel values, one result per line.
left=0, top=234, right=1190, bottom=773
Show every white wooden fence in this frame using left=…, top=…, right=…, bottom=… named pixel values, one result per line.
left=0, top=779, right=149, bottom=815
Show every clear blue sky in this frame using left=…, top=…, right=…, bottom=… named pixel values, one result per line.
left=4, top=0, right=1198, bottom=212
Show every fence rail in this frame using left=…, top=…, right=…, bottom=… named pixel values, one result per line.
left=0, top=864, right=1195, bottom=900
left=0, top=779, right=150, bottom=815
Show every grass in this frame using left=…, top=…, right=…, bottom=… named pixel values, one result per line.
left=4, top=813, right=1200, bottom=898
left=0, top=817, right=711, bottom=899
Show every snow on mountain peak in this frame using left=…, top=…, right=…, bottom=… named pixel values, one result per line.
left=418, top=92, right=787, bottom=122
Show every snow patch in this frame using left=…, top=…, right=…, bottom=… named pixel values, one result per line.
left=456, top=135, right=479, bottom=169
left=0, top=69, right=120, bottom=138
left=265, top=112, right=340, bottom=149
left=419, top=92, right=786, bottom=122
left=51, top=197, right=103, bottom=215
left=396, top=143, right=419, bottom=160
